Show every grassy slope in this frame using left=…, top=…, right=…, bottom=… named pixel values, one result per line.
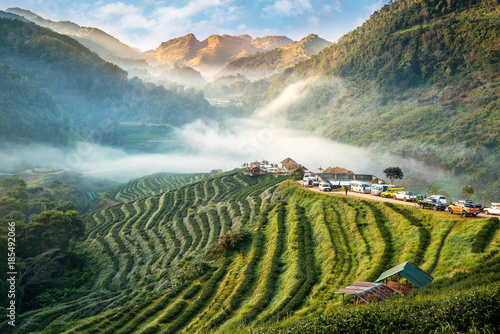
left=103, top=172, right=209, bottom=203
left=2, top=174, right=499, bottom=333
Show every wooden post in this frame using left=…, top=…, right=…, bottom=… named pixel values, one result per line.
left=342, top=294, right=345, bottom=306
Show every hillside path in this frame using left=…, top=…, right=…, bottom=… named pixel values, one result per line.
left=298, top=182, right=495, bottom=219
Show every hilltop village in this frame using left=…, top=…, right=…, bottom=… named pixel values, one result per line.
left=242, top=157, right=383, bottom=184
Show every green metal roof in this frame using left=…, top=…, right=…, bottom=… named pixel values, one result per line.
left=375, top=261, right=433, bottom=288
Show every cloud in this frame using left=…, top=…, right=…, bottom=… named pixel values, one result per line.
left=0, top=78, right=466, bottom=194
left=353, top=0, right=385, bottom=28
left=153, top=0, right=227, bottom=21
left=263, top=0, right=312, bottom=17
left=92, top=2, right=142, bottom=21
left=80, top=0, right=240, bottom=50
left=367, top=0, right=385, bottom=13
left=308, top=16, right=320, bottom=25
left=322, top=1, right=342, bottom=14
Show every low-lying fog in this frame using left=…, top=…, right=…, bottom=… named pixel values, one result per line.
left=0, top=78, right=462, bottom=191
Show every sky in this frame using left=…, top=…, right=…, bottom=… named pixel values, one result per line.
left=1, top=0, right=390, bottom=51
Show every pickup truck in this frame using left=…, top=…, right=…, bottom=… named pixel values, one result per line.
left=457, top=200, right=482, bottom=211
left=393, top=191, right=417, bottom=202
left=484, top=203, right=500, bottom=215
left=447, top=202, right=480, bottom=217
left=418, top=198, right=446, bottom=211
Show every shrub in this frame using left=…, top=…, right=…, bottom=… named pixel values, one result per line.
left=471, top=217, right=500, bottom=253
left=207, top=231, right=249, bottom=259
left=182, top=284, right=201, bottom=300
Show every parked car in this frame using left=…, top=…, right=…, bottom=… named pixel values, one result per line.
left=429, top=195, right=448, bottom=205
left=418, top=198, right=446, bottom=211
left=319, top=182, right=332, bottom=192
left=302, top=178, right=313, bottom=187
left=393, top=191, right=417, bottom=202
left=413, top=193, right=424, bottom=201
left=381, top=187, right=404, bottom=198
left=448, top=202, right=480, bottom=217
left=484, top=203, right=500, bottom=215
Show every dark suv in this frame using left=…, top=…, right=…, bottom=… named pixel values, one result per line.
left=418, top=198, right=446, bottom=211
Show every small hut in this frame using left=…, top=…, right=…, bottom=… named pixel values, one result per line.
left=375, top=261, right=434, bottom=289
left=335, top=282, right=402, bottom=306
left=242, top=165, right=264, bottom=177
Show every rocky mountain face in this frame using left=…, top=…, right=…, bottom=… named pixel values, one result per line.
left=218, top=34, right=331, bottom=80
left=144, top=34, right=294, bottom=78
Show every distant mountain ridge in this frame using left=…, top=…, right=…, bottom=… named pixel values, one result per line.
left=144, top=34, right=294, bottom=77
left=218, top=34, right=331, bottom=80
left=5, top=7, right=142, bottom=60
left=0, top=17, right=214, bottom=146
left=0, top=10, right=28, bottom=21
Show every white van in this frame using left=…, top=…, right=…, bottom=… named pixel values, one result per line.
left=350, top=181, right=371, bottom=194
left=371, top=184, right=395, bottom=196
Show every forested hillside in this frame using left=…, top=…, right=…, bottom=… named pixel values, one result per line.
left=0, top=64, right=78, bottom=144
left=5, top=7, right=142, bottom=60
left=0, top=18, right=214, bottom=145
left=2, top=172, right=498, bottom=333
left=256, top=0, right=500, bottom=197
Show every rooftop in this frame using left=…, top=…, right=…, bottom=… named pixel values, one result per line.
left=323, top=166, right=354, bottom=174
left=375, top=261, right=434, bottom=288
left=335, top=282, right=402, bottom=303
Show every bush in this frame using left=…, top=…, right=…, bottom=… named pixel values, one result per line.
left=207, top=231, right=249, bottom=259
left=471, top=217, right=500, bottom=253
left=182, top=284, right=201, bottom=300
left=253, top=284, right=500, bottom=334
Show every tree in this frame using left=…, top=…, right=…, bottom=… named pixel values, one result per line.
left=383, top=167, right=404, bottom=184
left=19, top=210, right=84, bottom=257
left=288, top=166, right=305, bottom=180
left=427, top=183, right=440, bottom=195
left=462, top=185, right=474, bottom=200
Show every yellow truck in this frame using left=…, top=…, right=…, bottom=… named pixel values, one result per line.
left=381, top=187, right=405, bottom=198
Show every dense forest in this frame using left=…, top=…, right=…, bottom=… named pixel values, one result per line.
left=0, top=177, right=89, bottom=311
left=0, top=64, right=78, bottom=144
left=0, top=18, right=215, bottom=146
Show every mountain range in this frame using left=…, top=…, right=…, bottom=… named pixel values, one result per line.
left=144, top=33, right=294, bottom=78
left=0, top=16, right=214, bottom=146
left=5, top=7, right=332, bottom=83
left=5, top=7, right=142, bottom=61
left=218, top=34, right=330, bottom=80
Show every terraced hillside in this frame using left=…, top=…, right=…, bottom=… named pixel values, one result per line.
left=105, top=173, right=209, bottom=203
left=3, top=173, right=499, bottom=334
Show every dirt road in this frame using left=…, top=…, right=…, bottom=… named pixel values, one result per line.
left=299, top=183, right=495, bottom=219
